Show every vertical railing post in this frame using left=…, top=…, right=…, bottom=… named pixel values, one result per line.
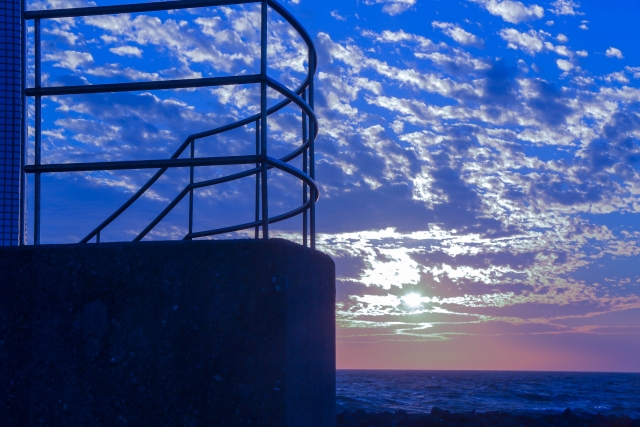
left=19, top=5, right=27, bottom=245
left=255, top=119, right=260, bottom=239
left=188, top=138, right=194, bottom=239
left=34, top=18, right=41, bottom=245
left=308, top=52, right=316, bottom=250
left=260, top=0, right=268, bottom=239
left=302, top=88, right=308, bottom=247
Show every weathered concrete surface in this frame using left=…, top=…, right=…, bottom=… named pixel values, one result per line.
left=0, top=239, right=335, bottom=427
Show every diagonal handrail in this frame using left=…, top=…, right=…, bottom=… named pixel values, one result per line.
left=77, top=0, right=318, bottom=244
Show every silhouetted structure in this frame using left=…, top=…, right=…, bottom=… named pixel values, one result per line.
left=21, top=0, right=318, bottom=248
left=0, top=0, right=21, bottom=246
left=2, top=2, right=335, bottom=426
left=1, top=239, right=336, bottom=426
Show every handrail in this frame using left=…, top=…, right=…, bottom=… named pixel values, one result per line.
left=25, top=155, right=261, bottom=174
left=22, top=0, right=319, bottom=248
left=25, top=75, right=261, bottom=97
left=24, top=0, right=259, bottom=19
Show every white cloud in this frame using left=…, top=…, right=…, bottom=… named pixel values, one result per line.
left=499, top=28, right=545, bottom=55
left=432, top=21, right=484, bottom=47
left=579, top=20, right=588, bottom=30
left=572, top=76, right=594, bottom=86
left=545, top=42, right=572, bottom=57
left=109, top=46, right=143, bottom=57
left=625, top=66, right=640, bottom=79
left=42, top=50, right=93, bottom=70
left=363, top=0, right=417, bottom=16
left=556, top=34, right=568, bottom=43
left=556, top=59, right=573, bottom=71
left=604, top=71, right=629, bottom=84
left=549, top=0, right=584, bottom=15
left=330, top=10, right=347, bottom=21
left=546, top=20, right=554, bottom=25
left=472, top=0, right=544, bottom=24
left=362, top=29, right=437, bottom=51
left=606, top=47, right=624, bottom=59
left=500, top=29, right=577, bottom=58
left=576, top=50, right=588, bottom=57
left=86, top=65, right=159, bottom=81
left=416, top=51, right=490, bottom=71
left=44, top=27, right=80, bottom=45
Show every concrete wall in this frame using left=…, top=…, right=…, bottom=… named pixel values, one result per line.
left=0, top=239, right=336, bottom=427
left=0, top=0, right=21, bottom=246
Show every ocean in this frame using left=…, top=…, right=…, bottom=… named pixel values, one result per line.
left=336, top=370, right=640, bottom=418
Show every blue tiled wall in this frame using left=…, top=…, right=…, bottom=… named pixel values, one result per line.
left=0, top=0, right=20, bottom=246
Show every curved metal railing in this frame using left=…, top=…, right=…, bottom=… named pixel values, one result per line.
left=21, top=0, right=319, bottom=248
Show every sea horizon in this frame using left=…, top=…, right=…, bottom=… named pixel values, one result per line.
left=336, top=370, right=640, bottom=417
left=337, top=368, right=640, bottom=374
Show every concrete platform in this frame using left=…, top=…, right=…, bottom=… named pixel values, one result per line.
left=0, top=239, right=335, bottom=427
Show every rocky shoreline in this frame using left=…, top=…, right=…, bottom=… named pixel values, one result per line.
left=337, top=407, right=640, bottom=426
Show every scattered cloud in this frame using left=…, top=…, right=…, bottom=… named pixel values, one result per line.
left=606, top=47, right=624, bottom=59
left=499, top=28, right=545, bottom=55
left=603, top=71, right=629, bottom=84
left=549, top=0, right=584, bottom=16
left=432, top=21, right=485, bottom=47
left=109, top=46, right=143, bottom=57
left=625, top=66, right=640, bottom=79
left=42, top=50, right=94, bottom=70
left=556, top=34, right=568, bottom=43
left=363, top=0, right=417, bottom=15
left=471, top=0, right=544, bottom=24
left=330, top=10, right=347, bottom=21
left=556, top=58, right=573, bottom=71
left=29, top=1, right=640, bottom=364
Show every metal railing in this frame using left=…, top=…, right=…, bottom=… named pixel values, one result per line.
left=21, top=0, right=318, bottom=248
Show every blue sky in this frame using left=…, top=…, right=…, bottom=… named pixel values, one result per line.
left=27, top=0, right=640, bottom=371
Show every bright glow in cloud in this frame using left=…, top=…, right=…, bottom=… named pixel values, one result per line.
left=402, top=293, right=424, bottom=309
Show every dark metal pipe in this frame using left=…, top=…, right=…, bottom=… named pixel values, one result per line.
left=187, top=198, right=312, bottom=240
left=266, top=77, right=318, bottom=137
left=189, top=140, right=195, bottom=238
left=19, top=8, right=27, bottom=245
left=302, top=88, right=308, bottom=247
left=25, top=155, right=260, bottom=174
left=308, top=49, right=316, bottom=249
left=255, top=119, right=260, bottom=239
left=260, top=0, right=269, bottom=239
left=24, top=0, right=259, bottom=20
left=134, top=186, right=191, bottom=241
left=34, top=19, right=41, bottom=245
left=186, top=219, right=262, bottom=240
left=26, top=74, right=261, bottom=97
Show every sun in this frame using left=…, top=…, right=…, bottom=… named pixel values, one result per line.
left=401, top=293, right=423, bottom=309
